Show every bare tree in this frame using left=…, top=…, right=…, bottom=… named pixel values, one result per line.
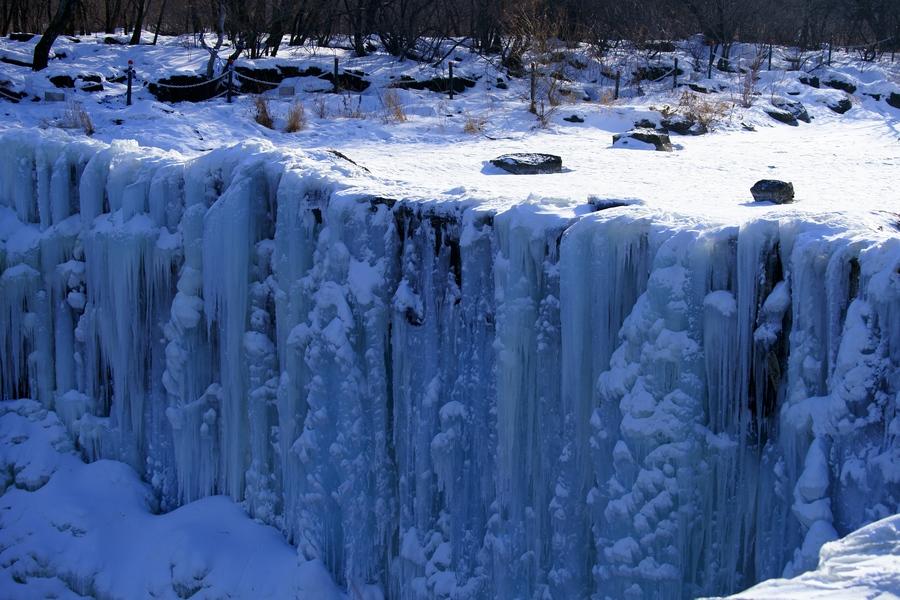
left=33, top=0, right=80, bottom=71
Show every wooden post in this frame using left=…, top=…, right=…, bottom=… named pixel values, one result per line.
left=673, top=58, right=678, bottom=89
left=614, top=70, right=620, bottom=100
left=707, top=44, right=714, bottom=79
left=768, top=44, right=773, bottom=70
left=827, top=41, right=832, bottom=65
left=333, top=56, right=339, bottom=92
left=226, top=59, right=234, bottom=103
left=126, top=59, right=133, bottom=106
left=448, top=61, right=454, bottom=100
left=529, top=62, right=536, bottom=114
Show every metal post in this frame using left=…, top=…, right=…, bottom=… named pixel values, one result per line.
left=226, top=59, right=234, bottom=103
left=448, top=62, right=454, bottom=100
left=614, top=70, right=620, bottom=100
left=333, top=56, right=339, bottom=92
left=529, top=62, right=536, bottom=113
left=126, top=59, right=133, bottom=106
left=673, top=58, right=678, bottom=89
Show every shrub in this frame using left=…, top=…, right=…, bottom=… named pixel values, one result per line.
left=285, top=102, right=306, bottom=132
left=57, top=101, right=94, bottom=136
left=463, top=112, right=487, bottom=134
left=380, top=88, right=407, bottom=123
left=253, top=96, right=274, bottom=129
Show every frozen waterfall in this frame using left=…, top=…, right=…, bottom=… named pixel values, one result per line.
left=1, top=131, right=898, bottom=599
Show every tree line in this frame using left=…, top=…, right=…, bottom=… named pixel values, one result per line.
left=5, top=0, right=898, bottom=72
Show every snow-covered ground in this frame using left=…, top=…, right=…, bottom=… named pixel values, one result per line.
left=1, top=32, right=899, bottom=600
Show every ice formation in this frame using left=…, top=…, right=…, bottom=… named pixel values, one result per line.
left=0, top=130, right=898, bottom=599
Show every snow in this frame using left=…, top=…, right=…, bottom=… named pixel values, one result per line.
left=0, top=31, right=899, bottom=600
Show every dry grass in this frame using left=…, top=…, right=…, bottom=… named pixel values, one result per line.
left=380, top=89, right=407, bottom=123
left=739, top=52, right=765, bottom=108
left=341, top=93, right=366, bottom=119
left=284, top=102, right=306, bottom=132
left=58, top=101, right=94, bottom=136
left=313, top=95, right=327, bottom=119
left=253, top=96, right=274, bottom=129
left=462, top=112, right=487, bottom=134
left=660, top=91, right=731, bottom=130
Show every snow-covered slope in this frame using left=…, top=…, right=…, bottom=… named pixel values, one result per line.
left=725, top=514, right=900, bottom=599
left=0, top=124, right=897, bottom=599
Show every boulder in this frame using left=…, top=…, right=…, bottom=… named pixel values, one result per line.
left=563, top=114, right=584, bottom=123
left=751, top=180, right=795, bottom=204
left=771, top=97, right=810, bottom=123
left=78, top=74, right=102, bottom=83
left=827, top=98, right=852, bottom=114
left=661, top=114, right=707, bottom=135
left=103, top=36, right=124, bottom=45
left=824, top=78, right=856, bottom=94
left=8, top=32, right=34, bottom=42
left=80, top=83, right=103, bottom=93
left=633, top=118, right=659, bottom=129
left=612, top=128, right=673, bottom=151
left=490, top=153, right=562, bottom=174
left=50, top=75, right=75, bottom=89
left=799, top=76, right=820, bottom=88
left=888, top=93, right=900, bottom=110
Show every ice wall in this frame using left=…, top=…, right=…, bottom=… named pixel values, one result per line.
left=1, top=131, right=898, bottom=599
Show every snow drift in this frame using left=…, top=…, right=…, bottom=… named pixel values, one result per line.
left=0, top=130, right=898, bottom=599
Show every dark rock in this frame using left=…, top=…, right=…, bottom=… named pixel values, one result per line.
left=234, top=66, right=282, bottom=93
left=103, top=36, right=124, bottom=45
left=8, top=32, right=34, bottom=42
left=634, top=118, right=659, bottom=129
left=319, top=70, right=371, bottom=92
left=563, top=114, right=584, bottom=123
left=495, top=78, right=508, bottom=90
left=0, top=56, right=32, bottom=68
left=277, top=65, right=324, bottom=78
left=765, top=109, right=797, bottom=126
left=65, top=36, right=81, bottom=43
left=0, top=83, right=27, bottom=103
left=824, top=79, right=856, bottom=94
left=661, top=114, right=708, bottom=136
left=78, top=74, right=102, bottom=83
left=888, top=93, right=900, bottom=109
left=490, top=153, right=562, bottom=174
left=107, top=74, right=126, bottom=84
left=799, top=76, right=820, bottom=88
left=864, top=93, right=881, bottom=102
left=688, top=83, right=711, bottom=94
left=50, top=75, right=75, bottom=88
left=613, top=128, right=673, bottom=151
left=827, top=98, right=852, bottom=114
left=751, top=180, right=795, bottom=204
left=80, top=83, right=103, bottom=93
left=635, top=65, right=683, bottom=83
left=502, top=54, right=525, bottom=78
left=772, top=97, right=810, bottom=123
left=393, top=75, right=475, bottom=95
left=149, top=74, right=222, bottom=102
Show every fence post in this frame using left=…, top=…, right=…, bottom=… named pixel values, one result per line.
left=707, top=44, right=714, bottom=79
left=126, top=59, right=133, bottom=106
left=226, top=58, right=234, bottom=103
left=768, top=44, right=773, bottom=70
left=529, top=62, right=536, bottom=114
left=614, top=70, right=620, bottom=100
left=333, top=56, right=339, bottom=92
left=673, top=58, right=678, bottom=89
left=827, top=41, right=832, bottom=65
left=448, top=62, right=454, bottom=100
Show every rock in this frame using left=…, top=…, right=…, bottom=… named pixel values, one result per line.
left=751, top=180, right=795, bottom=204
left=563, top=114, right=584, bottom=123
left=612, top=128, right=673, bottom=151
left=0, top=56, right=31, bottom=68
left=78, top=74, right=102, bottom=83
left=635, top=65, right=683, bottom=82
left=8, top=32, right=34, bottom=42
left=490, top=153, right=562, bottom=174
left=688, top=83, right=711, bottom=94
left=149, top=75, right=221, bottom=102
left=320, top=70, right=371, bottom=92
left=661, top=114, right=707, bottom=135
left=103, top=36, right=124, bottom=45
left=393, top=74, right=474, bottom=95
left=234, top=66, right=282, bottom=93
left=888, top=93, right=900, bottom=110
left=0, top=83, right=27, bottom=103
left=827, top=98, right=852, bottom=114
left=765, top=109, right=798, bottom=126
left=824, top=78, right=856, bottom=94
left=495, top=78, right=508, bottom=90
left=276, top=65, right=323, bottom=78
left=633, top=118, right=659, bottom=129
left=771, top=97, right=810, bottom=123
left=799, top=76, right=820, bottom=88
left=50, top=75, right=75, bottom=89
left=80, top=83, right=103, bottom=93
left=864, top=93, right=882, bottom=102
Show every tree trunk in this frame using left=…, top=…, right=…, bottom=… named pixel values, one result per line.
left=33, top=0, right=78, bottom=71
left=152, top=0, right=168, bottom=45
left=130, top=0, right=147, bottom=44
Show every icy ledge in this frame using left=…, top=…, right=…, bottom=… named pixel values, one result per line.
left=0, top=130, right=898, bottom=599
